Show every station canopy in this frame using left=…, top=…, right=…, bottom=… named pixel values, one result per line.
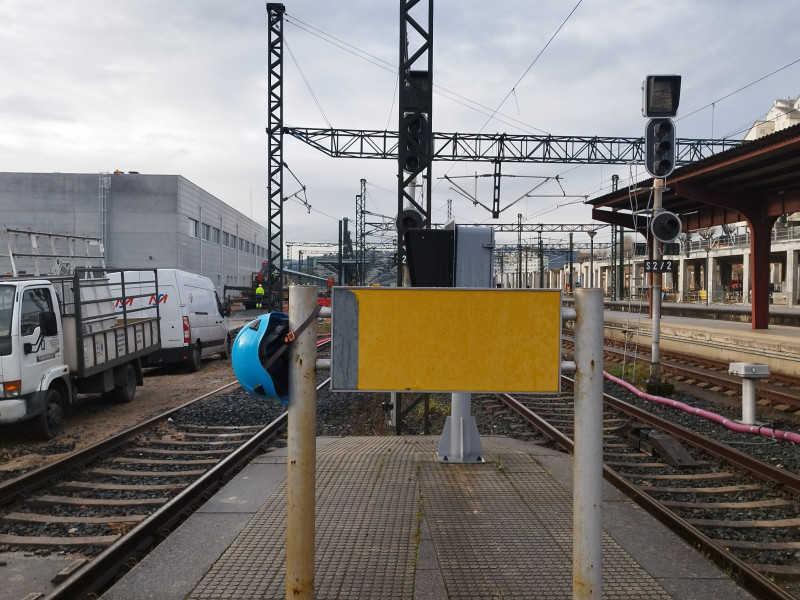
left=587, top=122, right=800, bottom=329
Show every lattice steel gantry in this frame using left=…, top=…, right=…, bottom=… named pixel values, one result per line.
left=266, top=3, right=285, bottom=310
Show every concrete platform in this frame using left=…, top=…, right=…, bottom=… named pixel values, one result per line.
left=601, top=310, right=800, bottom=377
left=101, top=436, right=756, bottom=600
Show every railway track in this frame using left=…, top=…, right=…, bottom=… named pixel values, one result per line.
left=0, top=386, right=289, bottom=600
left=562, top=331, right=800, bottom=419
left=0, top=335, right=332, bottom=600
left=496, top=377, right=800, bottom=600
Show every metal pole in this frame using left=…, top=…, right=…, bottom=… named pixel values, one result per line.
left=569, top=232, right=574, bottom=293
left=649, top=179, right=664, bottom=385
left=525, top=248, right=529, bottom=288
left=610, top=224, right=617, bottom=300
left=517, top=213, right=523, bottom=288
left=286, top=285, right=318, bottom=600
left=588, top=231, right=596, bottom=288
left=742, top=378, right=756, bottom=425
left=538, top=231, right=544, bottom=289
left=618, top=223, right=625, bottom=298
left=573, top=287, right=603, bottom=600
left=338, top=220, right=343, bottom=286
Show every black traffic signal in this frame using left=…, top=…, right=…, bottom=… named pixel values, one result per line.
left=650, top=210, right=682, bottom=243
left=644, top=118, right=675, bottom=177
left=399, top=112, right=430, bottom=173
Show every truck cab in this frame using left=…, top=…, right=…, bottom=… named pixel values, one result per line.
left=0, top=281, right=71, bottom=438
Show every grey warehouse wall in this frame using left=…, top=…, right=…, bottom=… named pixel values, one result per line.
left=0, top=172, right=270, bottom=293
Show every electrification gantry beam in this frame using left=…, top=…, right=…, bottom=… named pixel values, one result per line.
left=283, top=127, right=741, bottom=165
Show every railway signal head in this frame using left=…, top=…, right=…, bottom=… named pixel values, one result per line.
left=650, top=210, right=682, bottom=243
left=399, top=112, right=430, bottom=173
left=645, top=118, right=676, bottom=178
left=231, top=312, right=290, bottom=403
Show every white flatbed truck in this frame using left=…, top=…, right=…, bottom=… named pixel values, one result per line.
left=0, top=229, right=160, bottom=438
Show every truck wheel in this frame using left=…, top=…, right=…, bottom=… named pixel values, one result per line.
left=112, top=364, right=137, bottom=403
left=33, top=388, right=64, bottom=440
left=188, top=346, right=202, bottom=372
left=221, top=335, right=231, bottom=360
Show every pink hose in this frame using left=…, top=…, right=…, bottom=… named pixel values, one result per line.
left=604, top=371, right=800, bottom=444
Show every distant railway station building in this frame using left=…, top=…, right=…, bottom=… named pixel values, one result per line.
left=0, top=172, right=269, bottom=293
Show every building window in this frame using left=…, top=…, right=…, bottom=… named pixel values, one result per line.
left=202, top=223, right=211, bottom=241
left=212, top=227, right=220, bottom=244
left=231, top=235, right=237, bottom=249
left=188, top=218, right=199, bottom=238
left=223, top=232, right=230, bottom=247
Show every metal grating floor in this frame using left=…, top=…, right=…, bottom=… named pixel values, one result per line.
left=187, top=436, right=671, bottom=599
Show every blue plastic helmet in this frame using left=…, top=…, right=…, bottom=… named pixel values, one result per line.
left=231, top=312, right=290, bottom=403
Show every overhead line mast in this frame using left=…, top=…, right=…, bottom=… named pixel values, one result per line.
left=397, top=0, right=434, bottom=286
left=267, top=3, right=286, bottom=311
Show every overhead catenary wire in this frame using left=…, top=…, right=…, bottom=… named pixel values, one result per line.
left=284, top=12, right=551, bottom=136
left=677, top=56, right=800, bottom=130
left=433, top=0, right=583, bottom=206
left=474, top=0, right=583, bottom=135
left=285, top=36, right=333, bottom=129
left=283, top=6, right=798, bottom=240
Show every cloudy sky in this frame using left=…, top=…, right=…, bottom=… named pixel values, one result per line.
left=2, top=1, right=798, bottom=252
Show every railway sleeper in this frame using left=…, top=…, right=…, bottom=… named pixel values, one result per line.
left=89, top=467, right=207, bottom=478
left=28, top=494, right=168, bottom=507
left=58, top=481, right=188, bottom=492
left=127, top=447, right=233, bottom=456
left=2, top=512, right=144, bottom=525
left=0, top=533, right=119, bottom=548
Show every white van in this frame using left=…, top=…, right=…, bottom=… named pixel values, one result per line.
left=110, top=269, right=230, bottom=371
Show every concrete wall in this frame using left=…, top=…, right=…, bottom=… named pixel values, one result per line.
left=0, top=172, right=270, bottom=294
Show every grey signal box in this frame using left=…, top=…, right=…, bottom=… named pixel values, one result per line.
left=451, top=224, right=494, bottom=288
left=404, top=223, right=494, bottom=288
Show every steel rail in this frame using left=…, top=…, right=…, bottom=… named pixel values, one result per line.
left=46, top=375, right=332, bottom=600
left=498, top=381, right=799, bottom=600
left=47, top=411, right=288, bottom=600
left=1, top=338, right=331, bottom=506
left=562, top=332, right=800, bottom=414
left=0, top=380, right=239, bottom=506
left=599, top=388, right=800, bottom=495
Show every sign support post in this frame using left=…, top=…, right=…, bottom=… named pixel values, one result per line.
left=286, top=285, right=318, bottom=600
left=573, top=287, right=604, bottom=600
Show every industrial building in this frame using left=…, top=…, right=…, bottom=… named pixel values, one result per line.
left=0, top=172, right=269, bottom=293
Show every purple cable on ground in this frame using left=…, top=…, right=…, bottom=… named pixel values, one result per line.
left=604, top=371, right=800, bottom=445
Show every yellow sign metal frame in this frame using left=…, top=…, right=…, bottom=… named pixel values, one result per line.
left=331, top=287, right=561, bottom=393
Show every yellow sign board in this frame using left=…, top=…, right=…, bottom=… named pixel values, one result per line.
left=331, top=288, right=561, bottom=393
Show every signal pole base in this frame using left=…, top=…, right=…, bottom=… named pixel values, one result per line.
left=437, top=415, right=485, bottom=463
left=645, top=380, right=675, bottom=397
left=437, top=392, right=485, bottom=463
